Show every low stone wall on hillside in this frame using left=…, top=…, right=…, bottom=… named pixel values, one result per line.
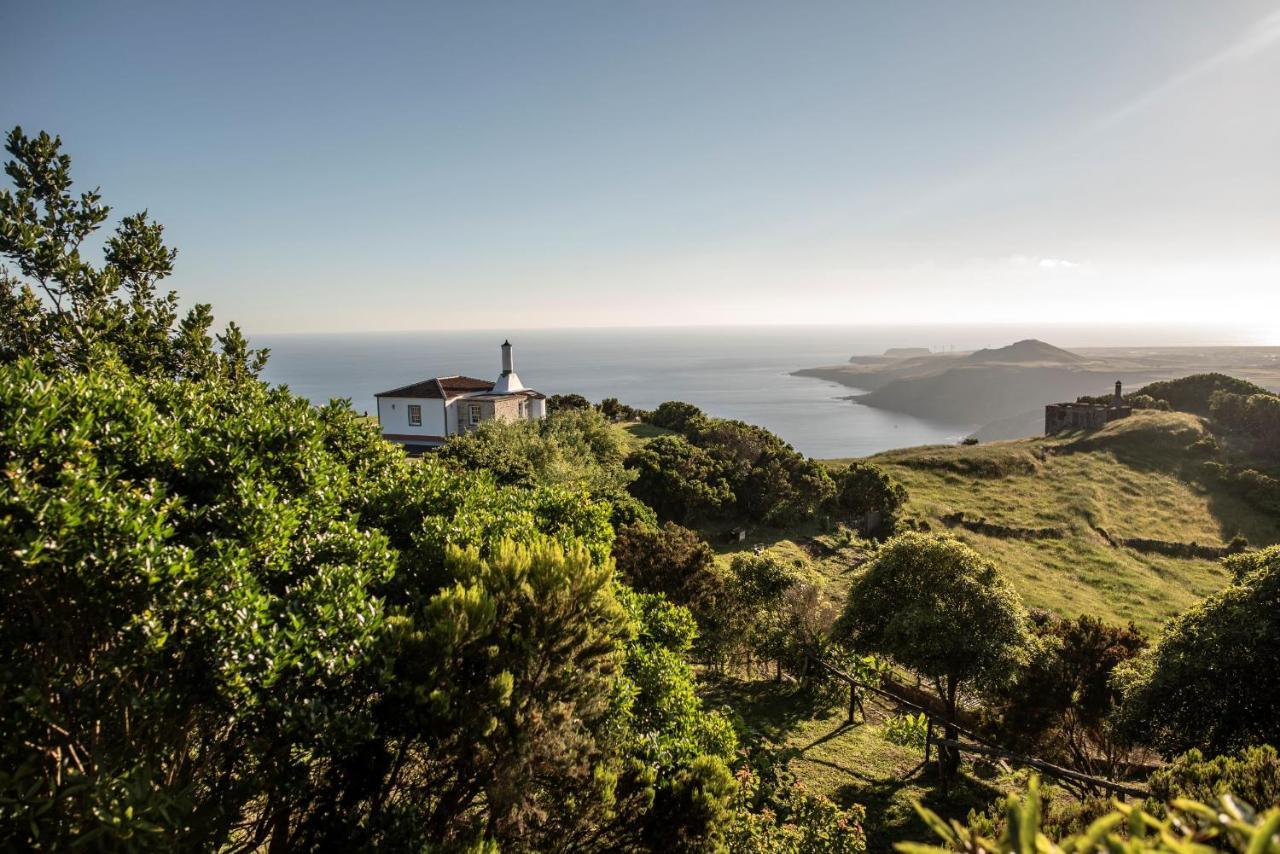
left=1093, top=526, right=1247, bottom=559
left=940, top=511, right=1065, bottom=540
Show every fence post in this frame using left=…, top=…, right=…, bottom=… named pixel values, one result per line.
left=924, top=718, right=932, bottom=765
left=847, top=680, right=858, bottom=725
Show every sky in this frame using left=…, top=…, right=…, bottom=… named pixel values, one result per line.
left=3, top=1, right=1279, bottom=334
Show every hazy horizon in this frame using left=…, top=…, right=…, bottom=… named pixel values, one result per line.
left=7, top=1, right=1279, bottom=336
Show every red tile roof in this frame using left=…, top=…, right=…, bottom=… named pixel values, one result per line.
left=376, top=375, right=495, bottom=399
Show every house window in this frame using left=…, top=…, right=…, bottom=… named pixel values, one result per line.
left=407, top=404, right=421, bottom=426
left=468, top=404, right=482, bottom=426
left=518, top=400, right=526, bottom=418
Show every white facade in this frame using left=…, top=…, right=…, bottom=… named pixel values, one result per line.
left=375, top=341, right=547, bottom=450
left=375, top=395, right=449, bottom=441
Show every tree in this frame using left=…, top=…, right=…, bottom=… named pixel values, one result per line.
left=700, top=553, right=801, bottom=674
left=837, top=533, right=1032, bottom=772
left=830, top=462, right=908, bottom=535
left=545, top=392, right=591, bottom=412
left=1115, top=545, right=1280, bottom=757
left=648, top=400, right=705, bottom=433
left=612, top=521, right=722, bottom=613
left=993, top=614, right=1146, bottom=777
left=625, top=435, right=734, bottom=524
left=0, top=126, right=265, bottom=378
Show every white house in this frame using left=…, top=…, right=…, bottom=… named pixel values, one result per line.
left=375, top=340, right=547, bottom=450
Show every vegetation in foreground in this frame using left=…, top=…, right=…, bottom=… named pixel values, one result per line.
left=4, top=126, right=1280, bottom=853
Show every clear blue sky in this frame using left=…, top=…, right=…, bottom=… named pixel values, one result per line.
left=5, top=1, right=1278, bottom=333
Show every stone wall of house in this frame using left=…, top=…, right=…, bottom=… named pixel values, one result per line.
left=491, top=397, right=522, bottom=424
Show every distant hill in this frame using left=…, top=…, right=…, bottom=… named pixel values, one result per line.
left=824, top=410, right=1280, bottom=631
left=851, top=365, right=1135, bottom=424
left=882, top=347, right=931, bottom=358
left=962, top=338, right=1085, bottom=365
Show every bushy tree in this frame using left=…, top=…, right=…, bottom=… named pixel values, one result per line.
left=837, top=533, right=1032, bottom=771
left=0, top=127, right=265, bottom=378
left=440, top=407, right=649, bottom=527
left=546, top=392, right=592, bottom=412
left=648, top=400, right=705, bottom=433
left=830, top=461, right=908, bottom=535
left=1211, top=390, right=1280, bottom=456
left=1133, top=373, right=1271, bottom=416
left=993, top=614, right=1146, bottom=777
left=701, top=553, right=802, bottom=673
left=612, top=521, right=723, bottom=613
left=1115, top=545, right=1280, bottom=757
left=625, top=435, right=734, bottom=523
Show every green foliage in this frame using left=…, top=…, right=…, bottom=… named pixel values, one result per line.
left=837, top=533, right=1031, bottom=770
left=838, top=533, right=1031, bottom=699
left=0, top=127, right=265, bottom=378
left=439, top=406, right=651, bottom=527
left=1211, top=391, right=1280, bottom=456
left=1148, top=746, right=1280, bottom=811
left=649, top=400, right=706, bottom=433
left=882, top=713, right=930, bottom=750
left=900, top=775, right=1280, bottom=854
left=612, top=520, right=723, bottom=613
left=728, top=763, right=867, bottom=853
left=546, top=392, right=592, bottom=412
left=700, top=553, right=804, bottom=673
left=629, top=403, right=836, bottom=527
left=1133, top=373, right=1272, bottom=416
left=992, top=614, right=1146, bottom=775
left=831, top=461, right=909, bottom=535
left=626, top=434, right=736, bottom=523
left=1115, top=545, right=1280, bottom=756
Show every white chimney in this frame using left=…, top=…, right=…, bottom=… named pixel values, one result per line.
left=493, top=339, right=525, bottom=393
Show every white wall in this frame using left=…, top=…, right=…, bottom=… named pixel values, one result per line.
left=377, top=396, right=447, bottom=438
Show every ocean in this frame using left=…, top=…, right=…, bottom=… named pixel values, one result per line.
left=255, top=324, right=1262, bottom=459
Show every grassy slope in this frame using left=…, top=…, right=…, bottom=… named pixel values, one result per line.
left=828, top=410, right=1279, bottom=632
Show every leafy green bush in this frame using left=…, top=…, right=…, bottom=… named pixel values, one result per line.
left=901, top=775, right=1280, bottom=854
left=612, top=520, right=723, bottom=613
left=1148, top=746, right=1280, bottom=811
left=830, top=461, right=909, bottom=535
left=882, top=713, right=930, bottom=750
left=1115, top=545, right=1280, bottom=756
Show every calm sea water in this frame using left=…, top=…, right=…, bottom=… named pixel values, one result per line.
left=256, top=324, right=1261, bottom=459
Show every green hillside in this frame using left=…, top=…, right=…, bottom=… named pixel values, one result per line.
left=834, top=410, right=1280, bottom=631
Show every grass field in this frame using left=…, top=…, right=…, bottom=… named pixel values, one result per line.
left=821, top=410, right=1280, bottom=632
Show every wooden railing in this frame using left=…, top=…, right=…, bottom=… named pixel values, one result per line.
left=811, top=656, right=1148, bottom=800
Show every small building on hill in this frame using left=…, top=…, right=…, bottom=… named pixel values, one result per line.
left=376, top=340, right=546, bottom=450
left=1044, top=381, right=1131, bottom=435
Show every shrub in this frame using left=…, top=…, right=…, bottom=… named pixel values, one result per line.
left=1148, top=746, right=1280, bottom=810
left=612, top=520, right=723, bottom=613
left=904, top=775, right=1280, bottom=854
left=648, top=400, right=706, bottom=433
left=830, top=461, right=909, bottom=535
left=1115, top=545, right=1280, bottom=756
left=882, top=713, right=930, bottom=750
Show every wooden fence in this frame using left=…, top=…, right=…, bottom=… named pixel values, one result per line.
left=812, top=657, right=1148, bottom=800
